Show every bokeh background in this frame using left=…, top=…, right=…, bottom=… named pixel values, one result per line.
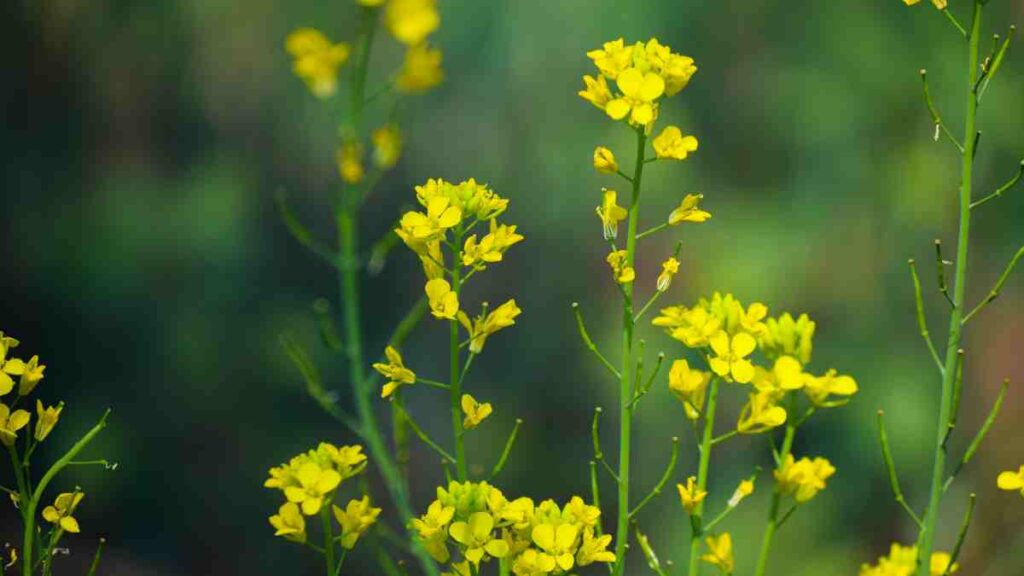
left=3, top=0, right=1024, bottom=574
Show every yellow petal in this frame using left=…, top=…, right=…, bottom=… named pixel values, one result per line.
left=605, top=99, right=630, bottom=120
left=59, top=516, right=80, bottom=533
left=732, top=333, right=757, bottom=357
left=997, top=470, right=1024, bottom=491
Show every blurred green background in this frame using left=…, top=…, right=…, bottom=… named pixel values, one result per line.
left=3, top=0, right=1023, bottom=574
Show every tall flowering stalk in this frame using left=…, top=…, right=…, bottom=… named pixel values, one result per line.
left=1, top=331, right=113, bottom=576
left=273, top=0, right=445, bottom=574
left=861, top=2, right=1024, bottom=575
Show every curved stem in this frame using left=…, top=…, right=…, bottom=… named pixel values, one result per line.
left=916, top=4, right=983, bottom=574
left=611, top=127, right=647, bottom=576
left=753, top=419, right=796, bottom=576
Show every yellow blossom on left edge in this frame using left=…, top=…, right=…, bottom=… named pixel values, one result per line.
left=0, top=403, right=30, bottom=447
left=998, top=465, right=1024, bottom=497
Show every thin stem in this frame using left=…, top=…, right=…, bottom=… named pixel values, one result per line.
left=961, top=245, right=1024, bottom=324
left=489, top=418, right=523, bottom=479
left=687, top=378, right=721, bottom=576
left=877, top=410, right=924, bottom=528
left=942, top=9, right=969, bottom=38
left=86, top=538, right=106, bottom=576
left=909, top=259, right=945, bottom=373
left=590, top=461, right=602, bottom=536
left=394, top=404, right=456, bottom=464
left=635, top=222, right=669, bottom=241
left=449, top=227, right=467, bottom=480
left=416, top=378, right=452, bottom=390
left=920, top=69, right=965, bottom=153
left=322, top=507, right=337, bottom=576
left=916, top=5, right=983, bottom=574
left=970, top=161, right=1024, bottom=210
left=633, top=291, right=663, bottom=323
left=753, top=418, right=797, bottom=576
left=934, top=239, right=955, bottom=308
left=629, top=437, right=679, bottom=519
left=611, top=128, right=647, bottom=576
left=943, top=494, right=976, bottom=576
left=978, top=25, right=1016, bottom=100
left=572, top=302, right=621, bottom=379
left=942, top=350, right=965, bottom=449
left=711, top=430, right=738, bottom=446
left=944, top=378, right=1009, bottom=491
left=592, top=407, right=620, bottom=483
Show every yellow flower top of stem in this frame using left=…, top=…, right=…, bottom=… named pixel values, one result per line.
left=596, top=189, right=629, bottom=241
left=606, top=250, right=636, bottom=284
left=668, top=359, right=709, bottom=420
left=859, top=542, right=958, bottom=576
left=668, top=193, right=711, bottom=226
left=652, top=125, right=699, bottom=160
left=373, top=346, right=416, bottom=398
left=774, top=455, right=835, bottom=503
left=458, top=299, right=522, bottom=353
left=0, top=403, right=30, bottom=447
left=997, top=465, right=1024, bottom=497
left=42, top=492, right=84, bottom=534
left=397, top=43, right=445, bottom=93
left=676, top=476, right=707, bottom=514
left=426, top=278, right=460, bottom=320
left=285, top=28, right=351, bottom=99
left=34, top=399, right=62, bottom=442
left=708, top=330, right=757, bottom=384
left=657, top=257, right=680, bottom=292
left=269, top=502, right=306, bottom=543
left=461, top=394, right=493, bottom=430
left=593, top=146, right=619, bottom=174
left=700, top=532, right=734, bottom=574
left=333, top=495, right=382, bottom=549
left=385, top=0, right=440, bottom=46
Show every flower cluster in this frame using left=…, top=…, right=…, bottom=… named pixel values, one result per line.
left=2, top=331, right=60, bottom=455
left=411, top=481, right=615, bottom=575
left=579, top=38, right=697, bottom=129
left=264, top=443, right=379, bottom=549
left=859, top=542, right=957, bottom=576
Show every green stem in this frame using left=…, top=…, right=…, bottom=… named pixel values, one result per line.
left=450, top=229, right=467, bottom=481
left=322, top=507, right=336, bottom=576
left=753, top=420, right=797, bottom=576
left=611, top=128, right=647, bottom=576
left=687, top=378, right=721, bottom=576
left=916, top=4, right=982, bottom=575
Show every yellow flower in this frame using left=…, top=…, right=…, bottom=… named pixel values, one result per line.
left=400, top=196, right=463, bottom=241
left=562, top=495, right=601, bottom=527
left=269, top=502, right=306, bottom=543
left=371, top=124, right=402, bottom=169
left=333, top=495, right=381, bottom=549
left=596, top=189, right=629, bottom=241
left=903, top=0, right=948, bottom=9
left=576, top=527, right=615, bottom=566
left=449, top=511, right=509, bottom=565
left=337, top=140, right=364, bottom=184
left=397, top=43, right=444, bottom=93
left=462, top=220, right=524, bottom=270
left=668, top=359, right=709, bottom=420
left=605, top=67, right=665, bottom=126
left=0, top=333, right=23, bottom=396
left=0, top=403, right=30, bottom=447
left=727, top=479, right=755, bottom=508
left=593, top=147, right=619, bottom=174
left=457, top=299, right=521, bottom=353
left=661, top=52, right=698, bottom=96
left=668, top=193, right=711, bottom=225
left=586, top=38, right=634, bottom=80
left=283, top=461, right=342, bottom=515
left=606, top=250, right=636, bottom=284
left=357, top=0, right=387, bottom=5
left=997, top=465, right=1024, bottom=496
left=34, top=400, right=62, bottom=441
left=657, top=257, right=680, bottom=292
left=701, top=533, right=734, bottom=574
left=737, top=391, right=788, bottom=434
left=653, top=305, right=722, bottom=348
left=774, top=455, right=835, bottom=503
left=930, top=552, right=958, bottom=575
left=319, top=444, right=369, bottom=480
left=461, top=394, right=493, bottom=429
left=512, top=548, right=557, bottom=576
left=532, top=522, right=579, bottom=572
left=708, top=330, right=757, bottom=384
left=759, top=313, right=815, bottom=364
left=859, top=543, right=958, bottom=576
left=754, top=356, right=809, bottom=393
left=285, top=28, right=351, bottom=98
left=676, top=476, right=707, bottom=514
left=578, top=74, right=613, bottom=111
left=411, top=500, right=456, bottom=563
left=426, top=278, right=460, bottom=320
left=653, top=125, right=699, bottom=160
left=42, top=492, right=84, bottom=533
left=803, top=369, right=858, bottom=407
left=385, top=0, right=439, bottom=45
left=372, top=346, right=416, bottom=399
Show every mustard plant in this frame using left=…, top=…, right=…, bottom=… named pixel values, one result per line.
left=859, top=2, right=1024, bottom=575
left=1, top=331, right=112, bottom=576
